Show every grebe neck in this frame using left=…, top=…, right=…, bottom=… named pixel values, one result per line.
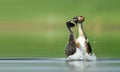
left=78, top=23, right=84, bottom=36
left=78, top=23, right=87, bottom=39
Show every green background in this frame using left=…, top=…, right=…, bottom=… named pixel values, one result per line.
left=0, top=0, right=120, bottom=58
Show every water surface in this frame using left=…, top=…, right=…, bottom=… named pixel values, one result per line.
left=0, top=58, right=120, bottom=72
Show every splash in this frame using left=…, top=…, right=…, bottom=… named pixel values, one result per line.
left=66, top=48, right=96, bottom=61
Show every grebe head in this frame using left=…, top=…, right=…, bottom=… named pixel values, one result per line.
left=66, top=20, right=75, bottom=28
left=73, top=16, right=85, bottom=24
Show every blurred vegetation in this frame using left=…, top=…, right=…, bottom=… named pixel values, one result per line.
left=0, top=0, right=120, bottom=58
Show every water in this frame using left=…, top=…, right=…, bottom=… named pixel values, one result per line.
left=0, top=58, right=120, bottom=72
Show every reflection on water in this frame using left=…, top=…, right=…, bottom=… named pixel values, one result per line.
left=0, top=58, right=120, bottom=72
left=66, top=61, right=96, bottom=72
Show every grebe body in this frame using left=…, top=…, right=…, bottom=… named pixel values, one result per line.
left=65, top=16, right=96, bottom=60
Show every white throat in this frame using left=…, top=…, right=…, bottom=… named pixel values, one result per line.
left=78, top=23, right=84, bottom=37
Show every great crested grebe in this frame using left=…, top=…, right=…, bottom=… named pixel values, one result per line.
left=65, top=16, right=96, bottom=60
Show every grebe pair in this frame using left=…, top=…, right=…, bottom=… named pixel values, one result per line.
left=65, top=16, right=96, bottom=60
